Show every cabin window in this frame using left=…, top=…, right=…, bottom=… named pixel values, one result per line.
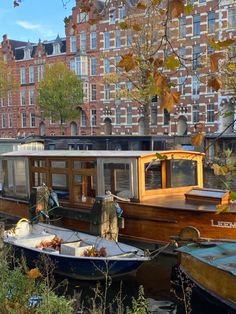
left=73, top=175, right=96, bottom=201
left=73, top=161, right=96, bottom=169
left=2, top=159, right=28, bottom=199
left=167, top=160, right=197, bottom=187
left=145, top=161, right=162, bottom=190
left=33, top=172, right=47, bottom=187
left=104, top=163, right=131, bottom=197
left=51, top=161, right=67, bottom=168
left=51, top=174, right=69, bottom=200
left=33, top=160, right=46, bottom=167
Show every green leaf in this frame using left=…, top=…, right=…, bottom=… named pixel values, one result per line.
left=230, top=191, right=236, bottom=201
left=164, top=55, right=180, bottom=70
left=223, top=111, right=234, bottom=118
left=184, top=3, right=193, bottom=15
left=155, top=153, right=167, bottom=160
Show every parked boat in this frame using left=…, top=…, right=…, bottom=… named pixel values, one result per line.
left=174, top=241, right=236, bottom=312
left=0, top=150, right=235, bottom=246
left=4, top=219, right=150, bottom=280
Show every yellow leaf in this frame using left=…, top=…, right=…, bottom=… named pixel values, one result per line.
left=154, top=73, right=167, bottom=90
left=227, top=62, right=236, bottom=71
left=169, top=0, right=185, bottom=18
left=132, top=23, right=142, bottom=32
left=119, top=21, right=129, bottom=30
left=208, top=36, right=236, bottom=50
left=164, top=55, right=180, bottom=70
left=209, top=52, right=224, bottom=72
left=152, top=0, right=161, bottom=5
left=216, top=204, right=230, bottom=215
left=191, top=133, right=204, bottom=146
left=184, top=3, right=193, bottom=15
left=160, top=91, right=174, bottom=112
left=207, top=77, right=222, bottom=91
left=137, top=2, right=147, bottom=10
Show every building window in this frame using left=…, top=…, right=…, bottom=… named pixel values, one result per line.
left=30, top=112, right=36, bottom=127
left=115, top=55, right=121, bottom=72
left=91, top=109, right=96, bottom=127
left=151, top=105, right=157, bottom=125
left=91, top=84, right=96, bottom=101
left=127, top=29, right=132, bottom=46
left=104, top=58, right=110, bottom=73
left=37, top=64, right=44, bottom=82
left=193, top=14, right=200, bottom=36
left=207, top=43, right=215, bottom=56
left=29, top=65, right=34, bottom=83
left=104, top=84, right=111, bottom=100
left=20, top=68, right=26, bottom=85
left=70, top=36, right=76, bottom=53
left=127, top=106, right=132, bottom=125
left=29, top=89, right=34, bottom=105
left=115, top=82, right=121, bottom=98
left=119, top=5, right=126, bottom=19
left=228, top=7, right=236, bottom=28
left=178, top=47, right=186, bottom=66
left=7, top=92, right=12, bottom=106
left=90, top=57, right=96, bottom=75
left=81, top=110, right=86, bottom=127
left=208, top=11, right=215, bottom=34
left=115, top=30, right=121, bottom=48
left=80, top=31, right=86, bottom=51
left=90, top=31, right=97, bottom=49
left=76, top=56, right=88, bottom=76
left=1, top=113, right=6, bottom=128
left=53, top=43, right=60, bottom=55
left=178, top=76, right=186, bottom=95
left=109, top=8, right=116, bottom=24
left=192, top=76, right=200, bottom=98
left=21, top=112, right=27, bottom=128
left=163, top=109, right=170, bottom=126
left=77, top=12, right=88, bottom=23
left=20, top=90, right=26, bottom=106
left=207, top=104, right=214, bottom=123
left=70, top=59, right=76, bottom=73
left=115, top=107, right=121, bottom=124
left=8, top=113, right=12, bottom=128
left=192, top=44, right=201, bottom=70
left=104, top=32, right=110, bottom=49
left=179, top=16, right=186, bottom=38
left=192, top=104, right=200, bottom=123
left=83, top=82, right=89, bottom=102
left=24, top=48, right=31, bottom=60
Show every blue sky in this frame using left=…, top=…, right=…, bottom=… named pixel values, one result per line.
left=0, top=0, right=75, bottom=43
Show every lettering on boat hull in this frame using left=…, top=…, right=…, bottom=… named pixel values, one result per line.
left=211, top=220, right=236, bottom=229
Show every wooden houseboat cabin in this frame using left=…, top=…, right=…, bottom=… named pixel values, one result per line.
left=0, top=150, right=236, bottom=246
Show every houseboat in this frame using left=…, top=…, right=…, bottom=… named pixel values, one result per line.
left=0, top=150, right=236, bottom=246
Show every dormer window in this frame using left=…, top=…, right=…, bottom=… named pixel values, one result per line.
left=53, top=43, right=61, bottom=55
left=24, top=48, right=31, bottom=60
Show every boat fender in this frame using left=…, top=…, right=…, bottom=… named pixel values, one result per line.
left=14, top=218, right=31, bottom=237
left=115, top=202, right=123, bottom=217
left=48, top=190, right=59, bottom=208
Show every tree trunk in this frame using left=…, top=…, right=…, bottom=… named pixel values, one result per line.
left=143, top=101, right=150, bottom=135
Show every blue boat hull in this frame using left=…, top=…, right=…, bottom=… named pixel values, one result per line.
left=10, top=245, right=145, bottom=280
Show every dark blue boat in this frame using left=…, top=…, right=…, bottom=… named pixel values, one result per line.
left=4, top=220, right=150, bottom=280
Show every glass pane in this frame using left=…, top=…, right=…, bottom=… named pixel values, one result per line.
left=145, top=161, right=162, bottom=190
left=2, top=160, right=14, bottom=196
left=104, top=163, right=131, bottom=197
left=52, top=174, right=69, bottom=199
left=73, top=161, right=96, bottom=169
left=14, top=160, right=27, bottom=196
left=51, top=161, right=67, bottom=168
left=33, top=172, right=47, bottom=187
left=169, top=160, right=197, bottom=187
left=33, top=160, right=46, bottom=167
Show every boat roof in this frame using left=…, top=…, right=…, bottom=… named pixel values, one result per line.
left=0, top=150, right=204, bottom=158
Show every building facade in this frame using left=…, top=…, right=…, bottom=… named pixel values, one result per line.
left=0, top=0, right=235, bottom=138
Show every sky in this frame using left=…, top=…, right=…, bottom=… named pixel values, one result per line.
left=0, top=0, right=76, bottom=43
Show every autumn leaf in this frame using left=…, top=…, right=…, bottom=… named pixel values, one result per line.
left=88, top=19, right=98, bottom=25
left=137, top=2, right=147, bottom=10
left=184, top=3, right=193, bottom=15
left=227, top=62, right=236, bottom=71
left=152, top=0, right=161, bottom=5
left=172, top=91, right=181, bottom=103
left=230, top=191, right=236, bottom=201
left=159, top=91, right=174, bottom=112
left=28, top=268, right=42, bottom=279
left=209, top=52, right=224, bottom=72
left=208, top=36, right=236, bottom=50
left=72, top=23, right=78, bottom=34
left=118, top=54, right=138, bottom=72
left=154, top=73, right=168, bottom=90
left=207, top=77, right=222, bottom=91
left=154, top=58, right=164, bottom=68
left=164, top=55, right=180, bottom=70
left=169, top=0, right=185, bottom=18
left=119, top=21, right=129, bottom=29
left=211, top=163, right=229, bottom=176
left=132, top=23, right=142, bottom=32
left=191, top=133, right=204, bottom=146
left=216, top=204, right=230, bottom=214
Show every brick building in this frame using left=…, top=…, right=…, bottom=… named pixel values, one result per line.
left=0, top=0, right=235, bottom=138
